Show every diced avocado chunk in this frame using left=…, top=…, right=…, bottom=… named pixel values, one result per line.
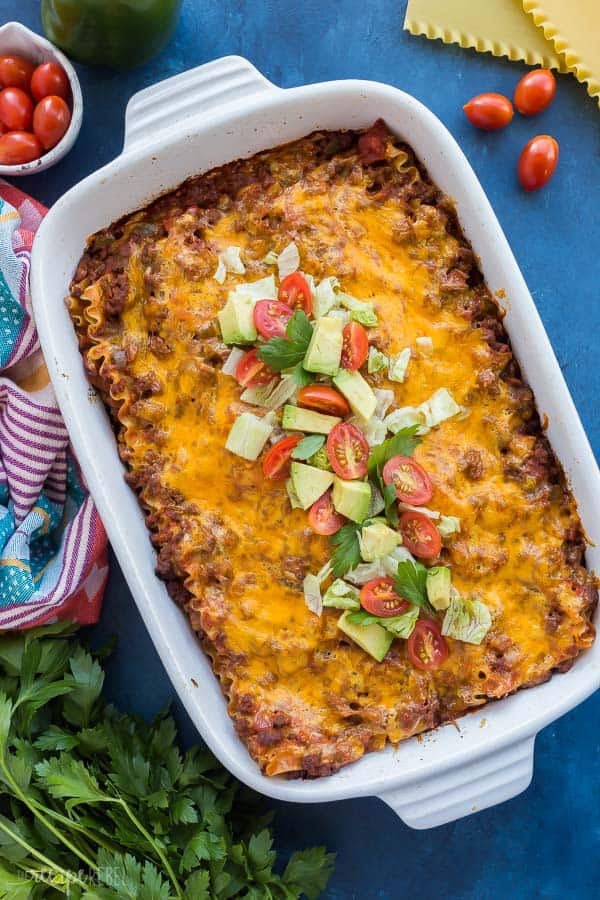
left=332, top=477, right=371, bottom=523
left=333, top=369, right=377, bottom=422
left=426, top=566, right=452, bottom=611
left=337, top=610, right=394, bottom=662
left=290, top=462, right=334, bottom=509
left=303, top=316, right=344, bottom=375
left=360, top=520, right=401, bottom=562
left=225, top=412, right=273, bottom=460
left=281, top=405, right=341, bottom=434
left=217, top=294, right=257, bottom=344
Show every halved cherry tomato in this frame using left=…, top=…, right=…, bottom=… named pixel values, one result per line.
left=463, top=93, right=513, bottom=131
left=253, top=299, right=293, bottom=339
left=262, top=435, right=302, bottom=481
left=407, top=619, right=448, bottom=671
left=297, top=385, right=350, bottom=417
left=341, top=321, right=369, bottom=371
left=399, top=511, right=441, bottom=559
left=0, top=55, right=34, bottom=91
left=326, top=422, right=369, bottom=479
left=0, top=87, right=33, bottom=131
left=235, top=349, right=273, bottom=388
left=360, top=577, right=410, bottom=617
left=278, top=272, right=312, bottom=315
left=0, top=131, right=42, bottom=165
left=308, top=489, right=346, bottom=535
left=514, top=69, right=556, bottom=116
left=518, top=135, right=559, bottom=192
left=383, top=455, right=433, bottom=505
left=30, top=62, right=69, bottom=102
left=33, top=95, right=71, bottom=150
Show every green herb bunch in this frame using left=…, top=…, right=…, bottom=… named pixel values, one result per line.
left=0, top=623, right=334, bottom=899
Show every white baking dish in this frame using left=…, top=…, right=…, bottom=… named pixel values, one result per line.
left=30, top=56, right=600, bottom=829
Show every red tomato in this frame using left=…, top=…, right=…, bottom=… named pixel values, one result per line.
left=326, top=422, right=369, bottom=479
left=358, top=119, right=389, bottom=164
left=382, top=456, right=433, bottom=505
left=33, top=95, right=71, bottom=150
left=514, top=69, right=556, bottom=116
left=30, top=62, right=69, bottom=102
left=463, top=93, right=514, bottom=131
left=518, top=135, right=559, bottom=192
left=253, top=299, right=293, bottom=339
left=399, top=511, right=441, bottom=559
left=0, top=88, right=33, bottom=131
left=278, top=272, right=312, bottom=315
left=0, top=131, right=42, bottom=165
left=262, top=435, right=302, bottom=481
left=360, top=578, right=410, bottom=617
left=297, top=385, right=350, bottom=417
left=308, top=489, right=346, bottom=535
left=341, top=322, right=369, bottom=371
left=0, top=55, right=34, bottom=91
left=235, top=349, right=272, bottom=388
left=407, top=619, right=448, bottom=671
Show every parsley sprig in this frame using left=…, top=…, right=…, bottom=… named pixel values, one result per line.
left=257, top=309, right=313, bottom=371
left=394, top=559, right=435, bottom=614
left=329, top=523, right=362, bottom=578
left=367, top=426, right=421, bottom=526
left=0, top=622, right=335, bottom=899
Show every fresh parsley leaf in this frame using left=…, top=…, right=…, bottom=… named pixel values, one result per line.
left=383, top=482, right=399, bottom=527
left=292, top=435, right=325, bottom=461
left=291, top=362, right=315, bottom=386
left=367, top=425, right=421, bottom=486
left=394, top=559, right=434, bottom=613
left=257, top=310, right=313, bottom=371
left=283, top=847, right=337, bottom=900
left=33, top=725, right=79, bottom=752
left=329, top=523, right=362, bottom=578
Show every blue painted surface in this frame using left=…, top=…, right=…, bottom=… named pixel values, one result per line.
left=3, top=2, right=599, bottom=897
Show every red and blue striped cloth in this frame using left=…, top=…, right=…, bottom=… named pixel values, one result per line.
left=0, top=182, right=108, bottom=629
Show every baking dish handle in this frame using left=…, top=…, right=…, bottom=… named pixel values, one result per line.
left=377, top=735, right=535, bottom=829
left=123, top=55, right=279, bottom=154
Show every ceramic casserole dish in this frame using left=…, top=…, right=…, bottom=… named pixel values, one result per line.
left=30, top=56, right=600, bottom=829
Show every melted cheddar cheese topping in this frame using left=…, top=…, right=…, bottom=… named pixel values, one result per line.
left=69, top=128, right=595, bottom=778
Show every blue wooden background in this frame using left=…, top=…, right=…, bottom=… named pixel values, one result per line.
left=4, top=2, right=599, bottom=897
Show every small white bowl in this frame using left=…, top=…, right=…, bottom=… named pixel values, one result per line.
left=0, top=21, right=82, bottom=177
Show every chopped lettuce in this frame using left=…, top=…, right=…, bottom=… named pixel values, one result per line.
left=240, top=374, right=297, bottom=410
left=213, top=245, right=246, bottom=283
left=362, top=415, right=388, bottom=448
left=420, top=388, right=461, bottom=428
left=263, top=249, right=278, bottom=265
left=442, top=596, right=492, bottom=645
left=384, top=405, right=429, bottom=435
left=367, top=484, right=385, bottom=518
left=438, top=515, right=461, bottom=537
left=221, top=347, right=246, bottom=376
left=313, top=276, right=340, bottom=318
left=229, top=274, right=277, bottom=303
left=277, top=241, right=300, bottom=279
left=382, top=605, right=419, bottom=638
left=388, top=348, right=411, bottom=383
left=416, top=335, right=433, bottom=357
left=374, top=388, right=395, bottom=419
left=303, top=560, right=334, bottom=616
left=338, top=292, right=378, bottom=326
left=225, top=412, right=273, bottom=461
left=368, top=347, right=388, bottom=374
left=398, top=503, right=440, bottom=519
left=322, top=579, right=361, bottom=610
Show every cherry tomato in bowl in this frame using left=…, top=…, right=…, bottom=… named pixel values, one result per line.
left=235, top=348, right=273, bottom=388
left=254, top=299, right=293, bottom=339
left=262, top=435, right=302, bottom=481
left=308, top=490, right=346, bottom=535
left=518, top=135, right=559, bottom=192
left=360, top=578, right=409, bottom=617
left=463, top=93, right=513, bottom=131
left=30, top=62, right=70, bottom=102
left=407, top=619, right=449, bottom=671
left=278, top=272, right=312, bottom=315
left=33, top=95, right=71, bottom=150
left=326, top=422, right=369, bottom=479
left=382, top=455, right=433, bottom=505
left=0, top=87, right=33, bottom=131
left=297, top=385, right=350, bottom=418
left=399, top=510, right=441, bottom=559
left=341, top=321, right=369, bottom=370
left=0, top=55, right=34, bottom=91
left=0, top=131, right=43, bottom=165
left=514, top=69, right=556, bottom=116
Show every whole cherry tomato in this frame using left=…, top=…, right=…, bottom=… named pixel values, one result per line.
left=30, top=62, right=70, bottom=102
left=518, top=135, right=559, bottom=192
left=463, top=93, right=514, bottom=131
left=514, top=69, right=556, bottom=116
left=33, top=95, right=71, bottom=150
left=0, top=87, right=33, bottom=131
left=0, top=55, right=34, bottom=91
left=0, top=131, right=43, bottom=165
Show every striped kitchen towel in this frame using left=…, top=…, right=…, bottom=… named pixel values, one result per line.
left=0, top=181, right=108, bottom=629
